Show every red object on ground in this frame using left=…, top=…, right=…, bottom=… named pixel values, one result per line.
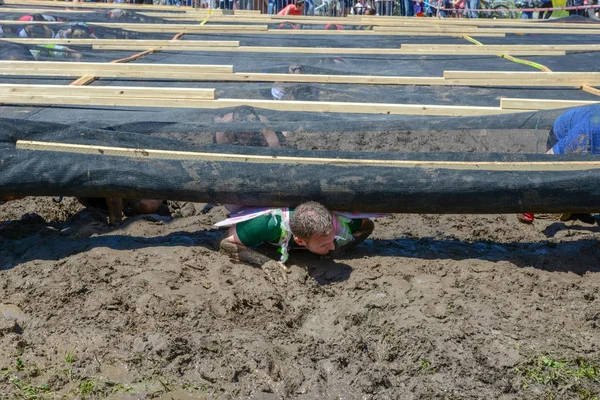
left=517, top=213, right=535, bottom=223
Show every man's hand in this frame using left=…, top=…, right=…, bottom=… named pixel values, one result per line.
left=328, top=218, right=374, bottom=258
left=218, top=230, right=291, bottom=284
left=260, top=260, right=291, bottom=284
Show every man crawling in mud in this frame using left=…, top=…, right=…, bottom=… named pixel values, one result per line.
left=217, top=201, right=375, bottom=282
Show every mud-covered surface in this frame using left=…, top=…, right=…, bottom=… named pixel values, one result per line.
left=1, top=129, right=600, bottom=400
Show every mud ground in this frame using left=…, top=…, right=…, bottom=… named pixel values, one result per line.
left=1, top=128, right=599, bottom=400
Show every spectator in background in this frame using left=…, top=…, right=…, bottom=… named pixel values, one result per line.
left=220, top=0, right=234, bottom=10
left=519, top=0, right=535, bottom=18
left=354, top=0, right=365, bottom=14
left=400, top=0, right=414, bottom=16
left=304, top=0, right=315, bottom=15
left=538, top=0, right=552, bottom=18
left=466, top=0, right=479, bottom=17
left=413, top=0, right=425, bottom=16
left=375, top=0, right=393, bottom=15
left=567, top=0, right=585, bottom=15
left=278, top=0, right=305, bottom=15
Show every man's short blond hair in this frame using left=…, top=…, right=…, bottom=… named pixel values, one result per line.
left=290, top=201, right=332, bottom=240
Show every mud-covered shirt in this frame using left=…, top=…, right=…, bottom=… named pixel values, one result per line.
left=236, top=213, right=363, bottom=247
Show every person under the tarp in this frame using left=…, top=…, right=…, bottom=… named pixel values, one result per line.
left=216, top=201, right=377, bottom=283
left=277, top=0, right=305, bottom=15
left=0, top=41, right=35, bottom=60
left=518, top=104, right=600, bottom=224
left=271, top=64, right=305, bottom=100
left=213, top=105, right=282, bottom=147
left=76, top=198, right=164, bottom=225
left=17, top=24, right=54, bottom=38
left=18, top=14, right=61, bottom=22
left=54, top=23, right=98, bottom=39
left=0, top=197, right=164, bottom=225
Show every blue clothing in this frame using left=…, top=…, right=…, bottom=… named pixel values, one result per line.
left=551, top=105, right=600, bottom=155
left=467, top=0, right=479, bottom=17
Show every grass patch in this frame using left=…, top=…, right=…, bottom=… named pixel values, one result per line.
left=516, top=354, right=600, bottom=399
left=10, top=376, right=51, bottom=400
left=64, top=350, right=76, bottom=364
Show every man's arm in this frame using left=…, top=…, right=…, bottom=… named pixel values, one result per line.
left=346, top=218, right=375, bottom=250
left=217, top=226, right=290, bottom=282
left=257, top=115, right=280, bottom=147
left=218, top=226, right=274, bottom=266
left=330, top=218, right=374, bottom=257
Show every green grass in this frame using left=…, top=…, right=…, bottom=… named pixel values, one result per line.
left=78, top=380, right=97, bottom=396
left=64, top=350, right=76, bottom=364
left=516, top=354, right=600, bottom=399
left=10, top=376, right=51, bottom=400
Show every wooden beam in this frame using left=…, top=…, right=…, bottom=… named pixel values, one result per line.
left=581, top=86, right=600, bottom=97
left=0, top=84, right=216, bottom=100
left=1, top=38, right=240, bottom=47
left=500, top=98, right=599, bottom=110
left=0, top=93, right=525, bottom=116
left=0, top=62, right=592, bottom=88
left=0, top=20, right=269, bottom=30
left=377, top=26, right=600, bottom=35
left=0, top=63, right=445, bottom=84
left=0, top=7, right=96, bottom=13
left=18, top=139, right=600, bottom=172
left=444, top=71, right=600, bottom=86
left=408, top=44, right=600, bottom=52
left=93, top=45, right=562, bottom=55
left=2, top=0, right=223, bottom=11
left=0, top=61, right=234, bottom=74
left=361, top=18, right=600, bottom=29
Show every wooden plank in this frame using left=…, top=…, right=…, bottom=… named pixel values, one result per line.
left=408, top=44, right=600, bottom=52
left=0, top=61, right=234, bottom=74
left=0, top=63, right=590, bottom=87
left=444, top=71, right=600, bottom=86
left=377, top=26, right=600, bottom=35
left=94, top=45, right=561, bottom=55
left=0, top=20, right=269, bottom=30
left=0, top=63, right=446, bottom=84
left=0, top=7, right=96, bottom=13
left=0, top=84, right=216, bottom=100
left=500, top=98, right=599, bottom=110
left=91, top=22, right=270, bottom=31
left=18, top=139, right=600, bottom=172
left=1, top=38, right=240, bottom=47
left=0, top=68, right=591, bottom=87
left=2, top=0, right=218, bottom=10
left=581, top=86, right=600, bottom=97
left=90, top=45, right=419, bottom=54
left=360, top=18, right=600, bottom=29
left=0, top=94, right=527, bottom=116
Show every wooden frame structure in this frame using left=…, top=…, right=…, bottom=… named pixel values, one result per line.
left=1, top=1, right=599, bottom=116
left=2, top=62, right=600, bottom=88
